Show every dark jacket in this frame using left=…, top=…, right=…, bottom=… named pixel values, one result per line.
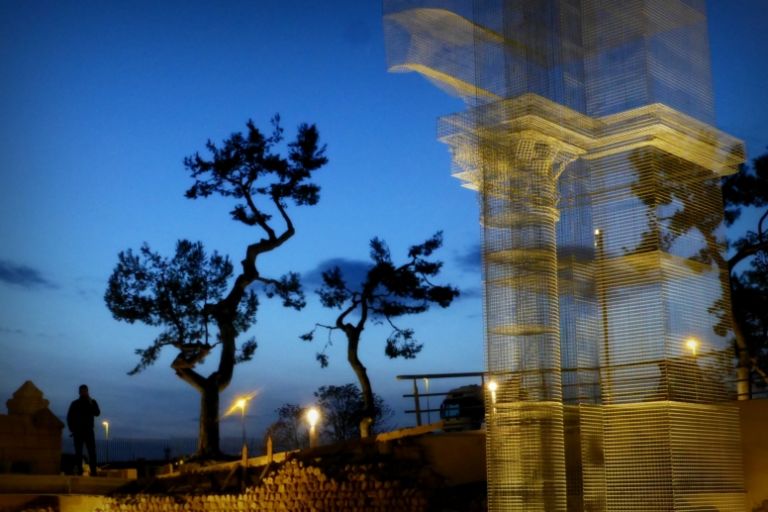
left=67, top=397, right=100, bottom=434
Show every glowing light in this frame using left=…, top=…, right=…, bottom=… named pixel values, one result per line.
left=487, top=380, right=498, bottom=407
left=306, top=407, right=320, bottom=428
left=102, top=420, right=110, bottom=463
left=306, top=406, right=321, bottom=448
left=384, top=0, right=746, bottom=508
left=224, top=390, right=259, bottom=417
left=226, top=391, right=260, bottom=451
left=686, top=337, right=699, bottom=356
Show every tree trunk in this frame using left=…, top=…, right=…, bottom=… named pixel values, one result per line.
left=198, top=378, right=222, bottom=457
left=733, top=318, right=752, bottom=400
left=347, top=335, right=375, bottom=438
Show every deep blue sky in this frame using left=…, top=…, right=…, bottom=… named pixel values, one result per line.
left=1, top=1, right=766, bottom=441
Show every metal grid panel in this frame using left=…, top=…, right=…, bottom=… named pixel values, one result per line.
left=384, top=1, right=745, bottom=510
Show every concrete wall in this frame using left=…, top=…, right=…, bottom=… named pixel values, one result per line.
left=415, top=430, right=486, bottom=486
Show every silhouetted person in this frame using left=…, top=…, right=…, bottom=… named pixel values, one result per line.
left=67, top=384, right=100, bottom=475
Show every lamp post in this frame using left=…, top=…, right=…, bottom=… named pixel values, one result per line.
left=306, top=407, right=320, bottom=448
left=487, top=381, right=498, bottom=404
left=595, top=227, right=613, bottom=403
left=685, top=337, right=701, bottom=402
left=101, top=420, right=110, bottom=464
left=685, top=337, right=699, bottom=357
left=226, top=394, right=256, bottom=457
left=235, top=398, right=247, bottom=451
left=487, top=381, right=498, bottom=415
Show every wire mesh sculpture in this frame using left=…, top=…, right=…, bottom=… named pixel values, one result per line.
left=384, top=1, right=746, bottom=510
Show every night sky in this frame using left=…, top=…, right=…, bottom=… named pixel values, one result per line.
left=1, top=0, right=766, bottom=442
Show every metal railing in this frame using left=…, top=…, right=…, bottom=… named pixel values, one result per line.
left=396, top=371, right=486, bottom=426
left=397, top=366, right=765, bottom=426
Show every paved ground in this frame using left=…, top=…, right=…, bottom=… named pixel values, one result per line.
left=0, top=473, right=131, bottom=495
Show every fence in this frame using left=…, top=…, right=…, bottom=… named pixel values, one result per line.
left=397, top=372, right=486, bottom=427
left=74, top=437, right=264, bottom=464
left=396, top=369, right=768, bottom=426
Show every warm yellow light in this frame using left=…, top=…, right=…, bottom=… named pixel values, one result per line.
left=306, top=407, right=320, bottom=428
left=224, top=391, right=259, bottom=417
left=594, top=228, right=601, bottom=236
left=102, top=420, right=109, bottom=428
left=488, top=380, right=498, bottom=406
left=685, top=337, right=699, bottom=356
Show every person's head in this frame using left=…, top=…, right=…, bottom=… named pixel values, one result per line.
left=78, top=384, right=89, bottom=398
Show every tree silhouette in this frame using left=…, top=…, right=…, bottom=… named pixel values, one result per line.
left=720, top=152, right=768, bottom=395
left=264, top=403, right=307, bottom=452
left=264, top=384, right=393, bottom=450
left=302, top=232, right=459, bottom=437
left=626, top=148, right=768, bottom=397
left=314, top=384, right=394, bottom=442
left=105, top=117, right=327, bottom=457
left=106, top=241, right=258, bottom=376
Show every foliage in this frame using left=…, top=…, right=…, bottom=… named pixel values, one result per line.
left=722, top=153, right=768, bottom=392
left=106, top=240, right=258, bottom=374
left=304, top=232, right=460, bottom=366
left=302, top=232, right=458, bottom=437
left=626, top=148, right=768, bottom=395
left=314, top=384, right=394, bottom=441
left=264, top=403, right=307, bottom=452
left=184, top=116, right=325, bottom=230
left=105, top=117, right=327, bottom=456
left=264, top=384, right=394, bottom=449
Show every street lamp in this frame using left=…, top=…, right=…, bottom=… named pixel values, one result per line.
left=487, top=380, right=498, bottom=405
left=686, top=337, right=699, bottom=357
left=101, top=420, right=110, bottom=464
left=487, top=381, right=498, bottom=416
left=225, top=393, right=257, bottom=456
left=231, top=398, right=249, bottom=454
left=306, top=407, right=320, bottom=448
left=236, top=398, right=247, bottom=447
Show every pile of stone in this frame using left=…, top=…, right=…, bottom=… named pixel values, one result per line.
left=242, top=459, right=427, bottom=511
left=42, top=459, right=428, bottom=512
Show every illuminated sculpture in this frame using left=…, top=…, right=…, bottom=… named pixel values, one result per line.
left=384, top=1, right=746, bottom=510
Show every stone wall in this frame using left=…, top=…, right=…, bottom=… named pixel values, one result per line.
left=0, top=382, right=63, bottom=475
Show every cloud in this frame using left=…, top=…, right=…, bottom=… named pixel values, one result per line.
left=73, top=275, right=104, bottom=301
left=454, top=243, right=481, bottom=273
left=0, top=260, right=57, bottom=289
left=457, top=285, right=483, bottom=300
left=0, top=326, right=25, bottom=335
left=302, top=258, right=372, bottom=290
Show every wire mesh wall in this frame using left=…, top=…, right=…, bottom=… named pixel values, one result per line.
left=385, top=0, right=746, bottom=510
